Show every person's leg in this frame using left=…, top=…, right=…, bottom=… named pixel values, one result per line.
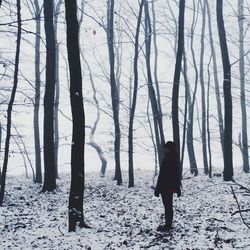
left=162, top=193, right=173, bottom=228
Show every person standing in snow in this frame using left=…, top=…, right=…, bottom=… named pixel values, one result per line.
left=154, top=141, right=181, bottom=231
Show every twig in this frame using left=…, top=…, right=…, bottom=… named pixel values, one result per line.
left=231, top=209, right=250, bottom=216
left=231, top=186, right=250, bottom=229
left=58, top=226, right=64, bottom=236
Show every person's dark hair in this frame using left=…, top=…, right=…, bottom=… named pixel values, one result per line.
left=162, top=141, right=177, bottom=152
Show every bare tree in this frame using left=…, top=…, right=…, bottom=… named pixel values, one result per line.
left=186, top=0, right=199, bottom=176
left=128, top=0, right=144, bottom=188
left=216, top=0, right=233, bottom=181
left=207, top=0, right=224, bottom=156
left=107, top=0, right=122, bottom=185
left=0, top=0, right=21, bottom=205
left=199, top=0, right=208, bottom=174
left=42, top=0, right=56, bottom=192
left=171, top=0, right=185, bottom=166
left=65, top=0, right=87, bottom=232
left=54, top=0, right=63, bottom=178
left=33, top=0, right=42, bottom=183
left=238, top=0, right=249, bottom=173
left=144, top=1, right=165, bottom=165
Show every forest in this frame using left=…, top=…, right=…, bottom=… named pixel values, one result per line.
left=0, top=0, right=250, bottom=249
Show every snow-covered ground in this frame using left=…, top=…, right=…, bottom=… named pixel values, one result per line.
left=0, top=170, right=249, bottom=249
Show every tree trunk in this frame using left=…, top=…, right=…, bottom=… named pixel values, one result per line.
left=207, top=56, right=212, bottom=178
left=144, top=1, right=164, bottom=165
left=216, top=0, right=233, bottom=181
left=187, top=0, right=198, bottom=176
left=0, top=0, right=21, bottom=206
left=54, top=0, right=63, bottom=179
left=172, top=0, right=185, bottom=166
left=107, top=0, right=122, bottom=185
left=128, top=0, right=144, bottom=188
left=65, top=0, right=86, bottom=232
left=151, top=0, right=164, bottom=146
left=180, top=48, right=189, bottom=176
left=42, top=0, right=56, bottom=192
left=0, top=123, right=2, bottom=178
left=199, top=0, right=208, bottom=174
left=33, top=0, right=42, bottom=184
left=238, top=0, right=249, bottom=173
left=81, top=53, right=108, bottom=177
left=207, top=0, right=224, bottom=157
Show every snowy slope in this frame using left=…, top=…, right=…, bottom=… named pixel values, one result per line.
left=0, top=170, right=249, bottom=249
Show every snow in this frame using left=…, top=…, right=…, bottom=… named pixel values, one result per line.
left=0, top=170, right=249, bottom=249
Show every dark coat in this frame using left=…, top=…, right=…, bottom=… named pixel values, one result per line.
left=155, top=152, right=181, bottom=195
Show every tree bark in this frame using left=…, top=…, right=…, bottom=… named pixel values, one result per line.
left=207, top=0, right=224, bottom=157
left=107, top=0, right=122, bottom=185
left=187, top=0, right=198, bottom=176
left=0, top=123, right=2, bottom=178
left=199, top=0, right=208, bottom=174
left=216, top=0, right=233, bottom=181
left=65, top=0, right=86, bottom=232
left=172, top=0, right=185, bottom=166
left=33, top=0, right=42, bottom=183
left=54, top=0, right=63, bottom=179
left=238, top=0, right=249, bottom=173
left=207, top=56, right=212, bottom=178
left=144, top=1, right=164, bottom=166
left=0, top=0, right=21, bottom=206
left=128, top=0, right=144, bottom=188
left=42, top=0, right=56, bottom=192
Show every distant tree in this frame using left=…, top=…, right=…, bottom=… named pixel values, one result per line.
left=65, top=0, right=87, bottom=232
left=238, top=0, right=249, bottom=173
left=33, top=0, right=42, bottom=183
left=171, top=0, right=185, bottom=166
left=199, top=0, right=208, bottom=174
left=42, top=0, right=56, bottom=192
left=107, top=0, right=122, bottom=185
left=82, top=54, right=108, bottom=177
left=128, top=0, right=144, bottom=188
left=216, top=0, right=233, bottom=181
left=0, top=0, right=21, bottom=206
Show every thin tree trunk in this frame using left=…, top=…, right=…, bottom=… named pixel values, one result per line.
left=81, top=54, right=108, bottom=177
left=187, top=0, right=198, bottom=176
left=207, top=56, right=212, bottom=178
left=65, top=0, right=86, bottom=232
left=180, top=48, right=188, bottom=176
left=207, top=0, right=224, bottom=156
left=172, top=0, right=185, bottom=166
left=42, top=0, right=56, bottom=192
left=238, top=0, right=249, bottom=173
left=128, top=0, right=144, bottom=188
left=147, top=97, right=158, bottom=177
left=144, top=1, right=164, bottom=165
left=199, top=0, right=208, bottom=174
left=151, top=0, right=164, bottom=144
left=0, top=123, right=2, bottom=178
left=33, top=0, right=42, bottom=183
left=107, top=0, right=122, bottom=185
left=216, top=0, right=233, bottom=181
left=54, top=0, right=63, bottom=179
left=0, top=0, right=21, bottom=206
